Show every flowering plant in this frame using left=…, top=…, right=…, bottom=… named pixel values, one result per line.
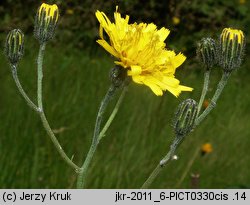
left=4, top=3, right=245, bottom=188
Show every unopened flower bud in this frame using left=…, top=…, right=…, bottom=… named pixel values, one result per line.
left=5, top=29, right=24, bottom=65
left=34, top=3, right=59, bottom=43
left=219, top=28, right=245, bottom=72
left=110, top=66, right=127, bottom=88
left=173, top=99, right=198, bottom=136
left=197, top=37, right=218, bottom=69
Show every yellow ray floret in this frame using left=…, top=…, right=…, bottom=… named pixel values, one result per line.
left=95, top=7, right=193, bottom=96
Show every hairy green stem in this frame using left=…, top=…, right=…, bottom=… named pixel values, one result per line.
left=141, top=164, right=162, bottom=189
left=37, top=43, right=79, bottom=171
left=77, top=85, right=117, bottom=188
left=195, top=72, right=230, bottom=126
left=98, top=86, right=127, bottom=142
left=37, top=44, right=46, bottom=111
left=141, top=137, right=182, bottom=189
left=197, top=70, right=210, bottom=115
left=11, top=65, right=39, bottom=112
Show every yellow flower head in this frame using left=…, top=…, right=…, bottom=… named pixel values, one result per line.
left=220, top=28, right=245, bottom=72
left=38, top=3, right=59, bottom=25
left=95, top=7, right=193, bottom=96
left=201, top=143, right=213, bottom=154
left=35, top=3, right=59, bottom=42
left=221, top=28, right=244, bottom=45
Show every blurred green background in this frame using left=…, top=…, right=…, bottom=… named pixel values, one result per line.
left=0, top=0, right=250, bottom=188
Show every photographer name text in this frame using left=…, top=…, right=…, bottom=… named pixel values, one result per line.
left=1, top=191, right=72, bottom=203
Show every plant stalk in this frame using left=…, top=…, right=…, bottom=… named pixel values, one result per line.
left=98, top=86, right=128, bottom=142
left=77, top=85, right=117, bottom=188
left=141, top=136, right=182, bottom=189
left=11, top=65, right=39, bottom=112
left=37, top=43, right=79, bottom=171
left=197, top=70, right=210, bottom=115
left=195, top=72, right=230, bottom=126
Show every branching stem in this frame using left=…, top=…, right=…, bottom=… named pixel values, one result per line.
left=77, top=85, right=118, bottom=188
left=11, top=65, right=39, bottom=112
left=37, top=43, right=79, bottom=171
left=195, top=72, right=230, bottom=126
left=98, top=86, right=128, bottom=142
left=197, top=70, right=210, bottom=115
